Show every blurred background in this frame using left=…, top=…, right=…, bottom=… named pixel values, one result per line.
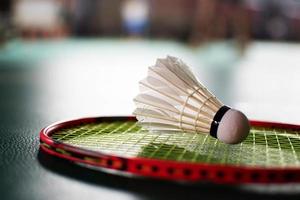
left=1, top=1, right=300, bottom=199
left=2, top=0, right=300, bottom=41
left=1, top=0, right=300, bottom=123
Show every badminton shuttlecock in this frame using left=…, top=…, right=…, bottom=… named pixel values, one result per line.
left=133, top=56, right=250, bottom=144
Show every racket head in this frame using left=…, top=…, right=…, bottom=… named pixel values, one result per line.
left=40, top=116, right=300, bottom=184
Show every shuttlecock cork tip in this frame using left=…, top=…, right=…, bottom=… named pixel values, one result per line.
left=214, top=108, right=250, bottom=144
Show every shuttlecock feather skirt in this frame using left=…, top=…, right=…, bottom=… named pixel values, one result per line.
left=134, top=56, right=250, bottom=144
left=134, top=56, right=230, bottom=137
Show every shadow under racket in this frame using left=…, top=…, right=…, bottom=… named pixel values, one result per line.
left=38, top=150, right=300, bottom=200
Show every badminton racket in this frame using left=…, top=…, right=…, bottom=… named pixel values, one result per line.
left=40, top=116, right=300, bottom=184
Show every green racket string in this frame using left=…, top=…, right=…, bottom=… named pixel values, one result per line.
left=51, top=121, right=300, bottom=167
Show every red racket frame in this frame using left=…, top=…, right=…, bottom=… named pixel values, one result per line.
left=40, top=116, right=300, bottom=184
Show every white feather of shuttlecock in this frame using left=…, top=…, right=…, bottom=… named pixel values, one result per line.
left=133, top=56, right=224, bottom=134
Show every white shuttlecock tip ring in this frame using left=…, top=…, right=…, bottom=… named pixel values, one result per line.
left=210, top=106, right=250, bottom=144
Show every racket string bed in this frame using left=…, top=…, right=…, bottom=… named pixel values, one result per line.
left=234, top=142, right=244, bottom=166
left=99, top=122, right=137, bottom=154
left=51, top=121, right=300, bottom=168
left=55, top=122, right=123, bottom=149
left=204, top=138, right=219, bottom=164
left=163, top=133, right=197, bottom=161
left=263, top=128, right=270, bottom=167
left=122, top=128, right=162, bottom=156
left=53, top=123, right=110, bottom=143
left=166, top=132, right=192, bottom=161
left=146, top=133, right=174, bottom=159
left=91, top=122, right=141, bottom=154
left=40, top=118, right=300, bottom=184
left=274, top=128, right=286, bottom=166
left=111, top=123, right=150, bottom=156
left=191, top=134, right=209, bottom=162
left=293, top=129, right=300, bottom=163
left=286, top=130, right=300, bottom=165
